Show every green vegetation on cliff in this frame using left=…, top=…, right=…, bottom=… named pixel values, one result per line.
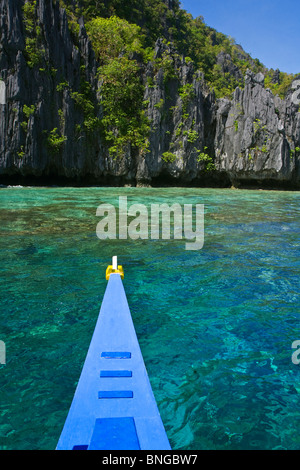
left=86, top=15, right=150, bottom=156
left=23, top=0, right=45, bottom=67
left=45, top=0, right=297, bottom=157
left=59, top=0, right=296, bottom=98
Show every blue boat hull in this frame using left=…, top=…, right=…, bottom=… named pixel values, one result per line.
left=56, top=272, right=171, bottom=450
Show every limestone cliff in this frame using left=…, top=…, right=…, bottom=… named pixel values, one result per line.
left=0, top=0, right=299, bottom=188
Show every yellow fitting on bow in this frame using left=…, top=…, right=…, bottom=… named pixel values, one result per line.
left=106, top=265, right=124, bottom=280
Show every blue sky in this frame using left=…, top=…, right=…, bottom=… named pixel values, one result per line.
left=180, top=0, right=300, bottom=74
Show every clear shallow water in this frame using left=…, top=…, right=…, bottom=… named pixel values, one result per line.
left=0, top=186, right=299, bottom=450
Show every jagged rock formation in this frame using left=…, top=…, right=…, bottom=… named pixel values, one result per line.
left=214, top=70, right=300, bottom=187
left=0, top=0, right=299, bottom=188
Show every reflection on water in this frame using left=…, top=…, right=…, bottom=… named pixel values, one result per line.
left=0, top=186, right=300, bottom=449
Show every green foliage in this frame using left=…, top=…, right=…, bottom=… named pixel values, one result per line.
left=71, top=91, right=95, bottom=115
left=22, top=0, right=45, bottom=68
left=61, top=0, right=184, bottom=49
left=84, top=15, right=150, bottom=155
left=70, top=66, right=101, bottom=133
left=57, top=0, right=81, bottom=36
left=56, top=72, right=101, bottom=135
left=99, top=56, right=150, bottom=157
left=20, top=121, right=28, bottom=132
left=290, top=147, right=300, bottom=158
left=146, top=76, right=155, bottom=88
left=175, top=122, right=184, bottom=137
left=82, top=116, right=100, bottom=132
left=23, top=104, right=36, bottom=119
left=196, top=147, right=216, bottom=171
left=186, top=129, right=198, bottom=144
left=162, top=151, right=176, bottom=163
left=60, top=1, right=298, bottom=100
left=53, top=0, right=299, bottom=163
left=24, top=34, right=44, bottom=68
left=58, top=108, right=65, bottom=130
left=86, top=16, right=145, bottom=63
left=265, top=71, right=295, bottom=99
left=154, top=46, right=179, bottom=83
left=249, top=143, right=270, bottom=156
left=21, top=104, right=36, bottom=131
left=23, top=0, right=36, bottom=31
left=56, top=81, right=70, bottom=92
left=17, top=146, right=25, bottom=159
left=154, top=98, right=164, bottom=111
left=178, top=83, right=195, bottom=112
left=46, top=128, right=67, bottom=153
left=253, top=118, right=266, bottom=136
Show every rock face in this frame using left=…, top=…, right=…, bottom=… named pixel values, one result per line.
left=214, top=71, right=300, bottom=188
left=0, top=0, right=300, bottom=188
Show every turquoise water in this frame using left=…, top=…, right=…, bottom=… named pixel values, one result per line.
left=0, top=186, right=299, bottom=450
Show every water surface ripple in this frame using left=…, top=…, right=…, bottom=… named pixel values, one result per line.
left=0, top=187, right=299, bottom=450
